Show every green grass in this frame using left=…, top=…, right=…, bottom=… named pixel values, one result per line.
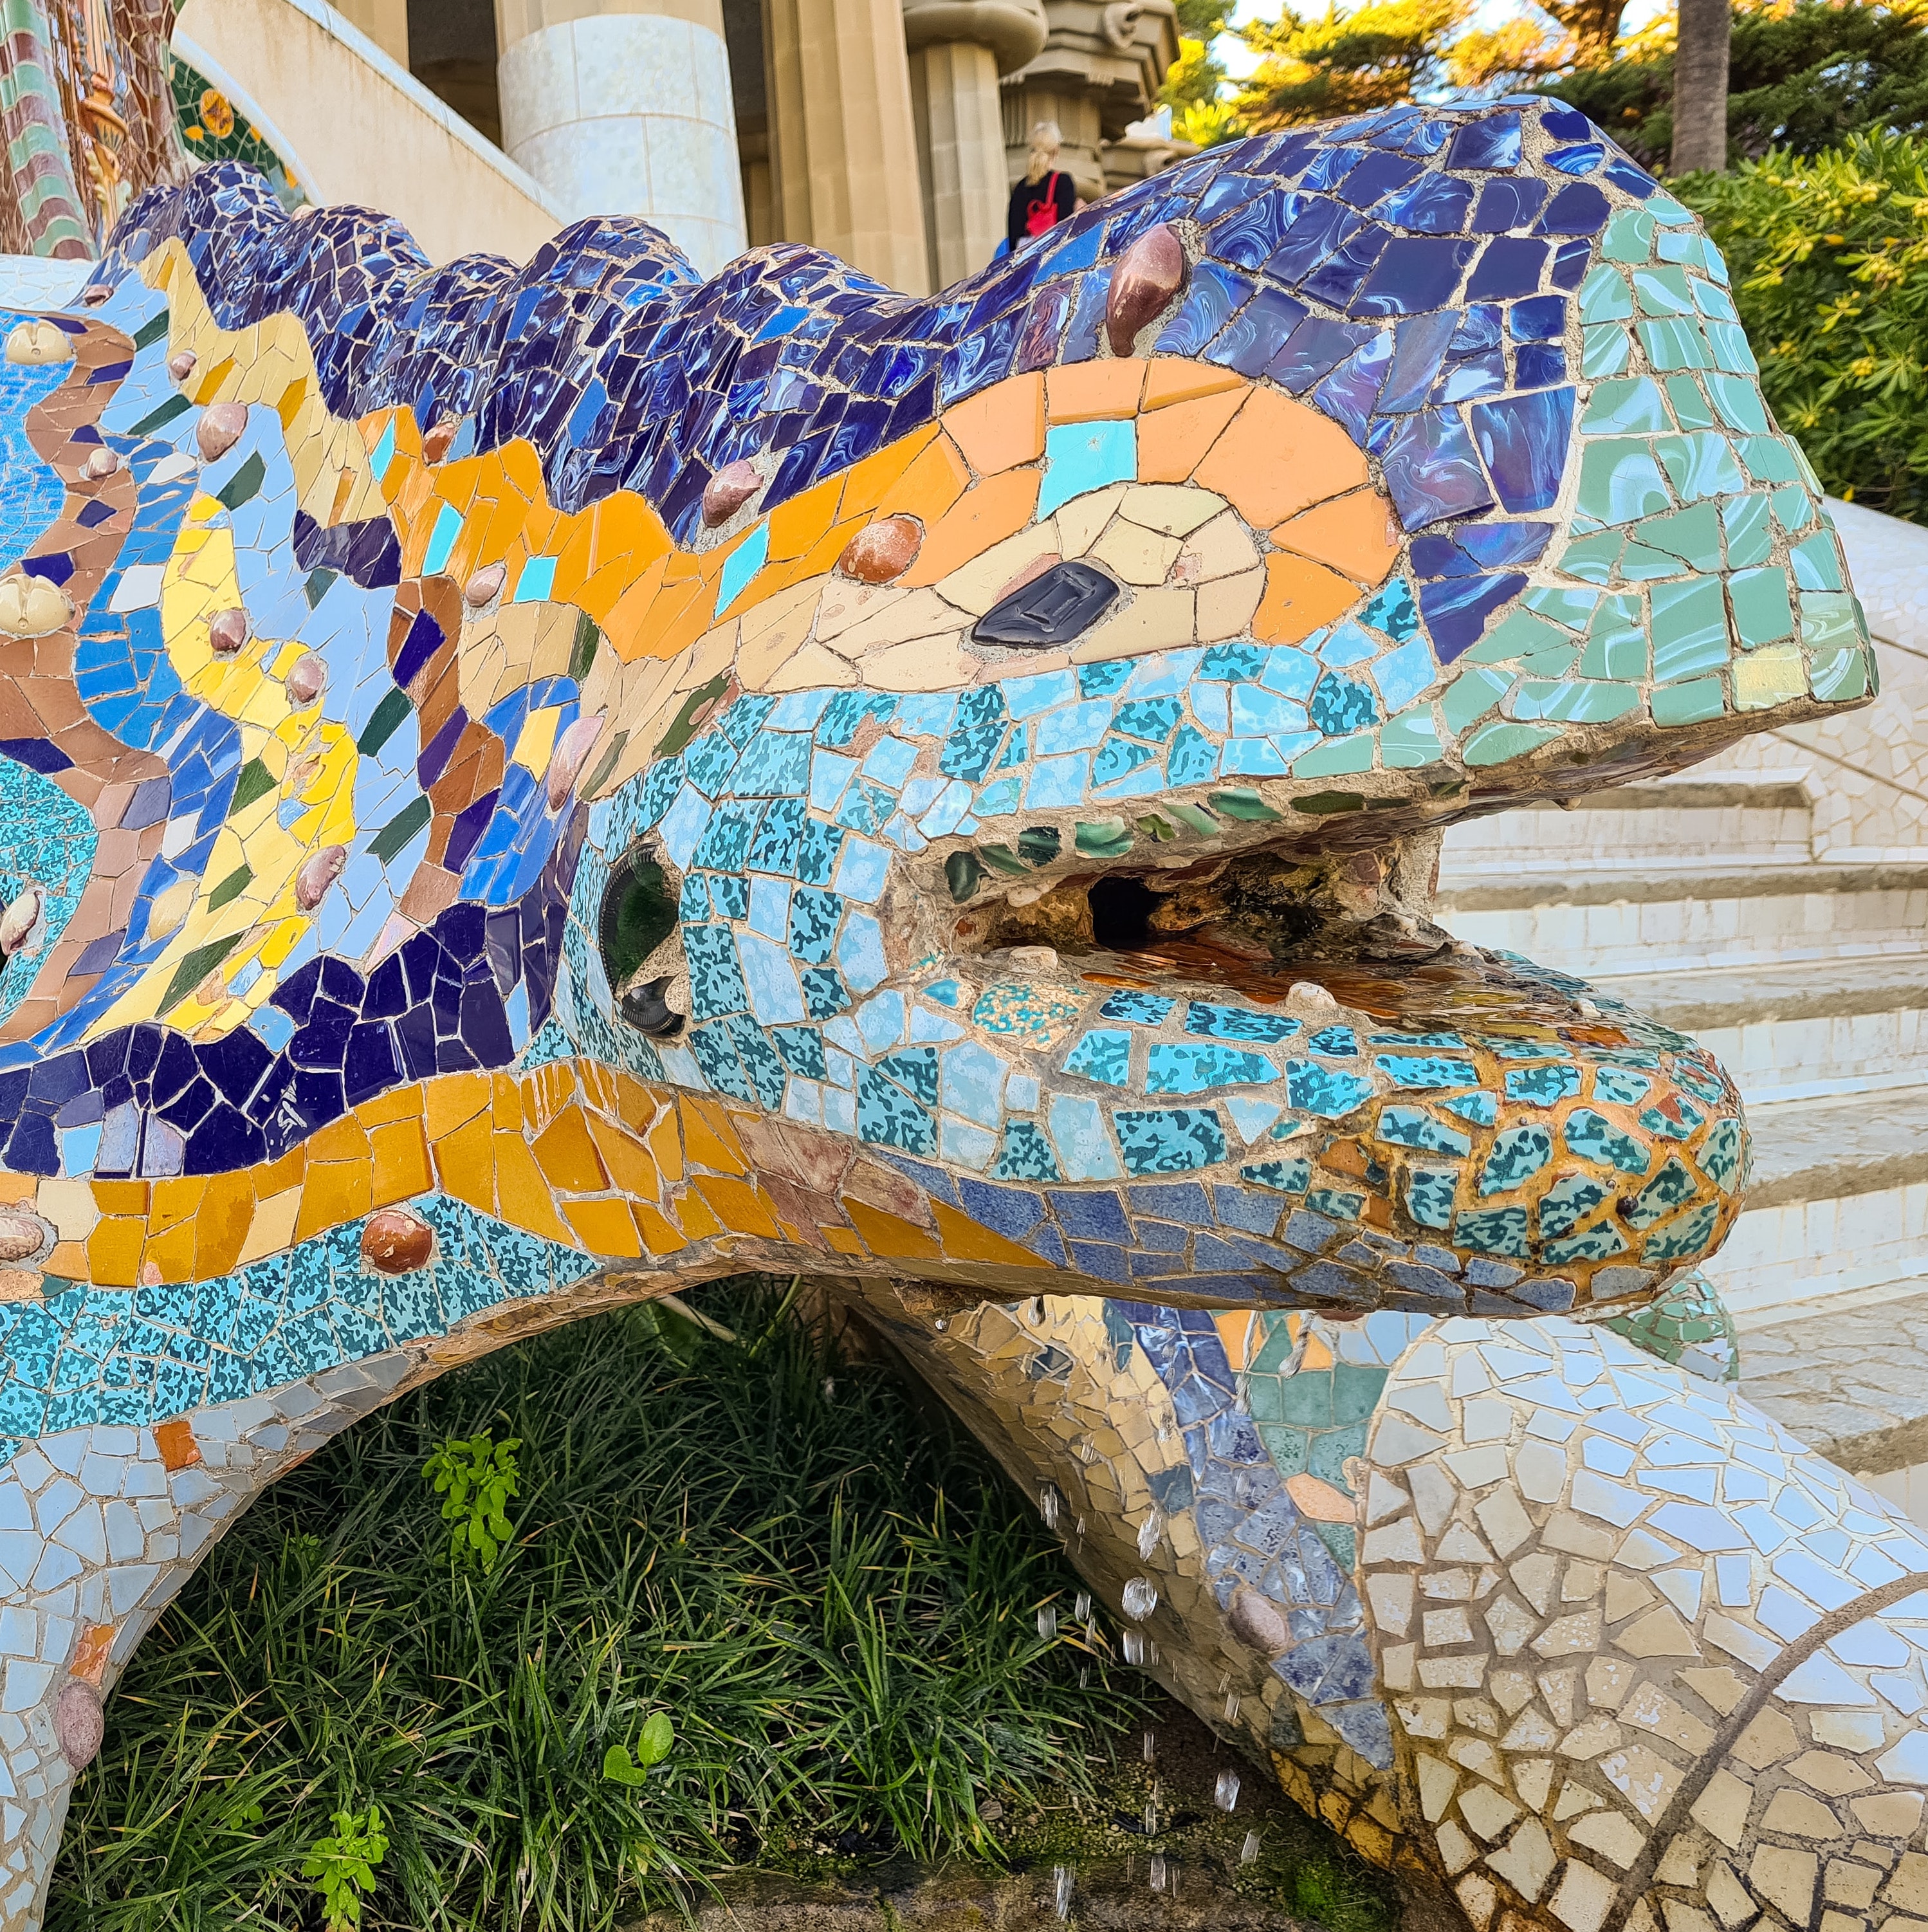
left=49, top=1284, right=1141, bottom=1931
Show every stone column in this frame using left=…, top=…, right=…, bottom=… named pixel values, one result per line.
left=763, top=0, right=930, bottom=294
left=903, top=0, right=1045, bottom=290
left=495, top=0, right=748, bottom=277
left=1000, top=0, right=1179, bottom=205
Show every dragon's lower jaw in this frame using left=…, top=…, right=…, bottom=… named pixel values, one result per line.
left=644, top=928, right=1747, bottom=1319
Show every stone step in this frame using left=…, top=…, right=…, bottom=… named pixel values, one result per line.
left=1440, top=771, right=1817, bottom=871
left=1700, top=1085, right=1928, bottom=1323
left=1740, top=1283, right=1928, bottom=1527
left=1590, top=953, right=1928, bottom=1105
left=1437, top=859, right=1928, bottom=975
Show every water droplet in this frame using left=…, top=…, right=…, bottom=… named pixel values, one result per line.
left=822, top=1377, right=836, bottom=1399
left=1038, top=1605, right=1058, bottom=1641
left=1142, top=1729, right=1157, bottom=1763
left=1074, top=1591, right=1091, bottom=1621
left=1223, top=1691, right=1240, bottom=1723
left=1215, top=1769, right=1242, bottom=1812
left=1121, top=1576, right=1158, bottom=1621
left=1148, top=1854, right=1168, bottom=1893
left=1137, top=1511, right=1164, bottom=1561
left=1054, top=1866, right=1073, bottom=1920
left=1122, top=1629, right=1146, bottom=1665
left=933, top=1316, right=948, bottom=1332
left=1078, top=1666, right=1089, bottom=1688
left=1038, top=1485, right=1060, bottom=1530
left=1241, top=1829, right=1262, bottom=1864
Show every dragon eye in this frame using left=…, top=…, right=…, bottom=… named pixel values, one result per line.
left=973, top=560, right=1121, bottom=647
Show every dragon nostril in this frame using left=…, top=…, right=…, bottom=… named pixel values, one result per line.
left=1089, top=875, right=1157, bottom=951
left=973, top=560, right=1120, bottom=647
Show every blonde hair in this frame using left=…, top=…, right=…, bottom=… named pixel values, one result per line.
left=1024, top=120, right=1063, bottom=185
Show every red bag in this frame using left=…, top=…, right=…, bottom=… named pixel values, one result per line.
left=1024, top=172, right=1063, bottom=238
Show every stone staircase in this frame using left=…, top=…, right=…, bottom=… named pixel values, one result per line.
left=1436, top=497, right=1928, bottom=1515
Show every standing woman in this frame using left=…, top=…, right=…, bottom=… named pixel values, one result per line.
left=1007, top=121, right=1075, bottom=252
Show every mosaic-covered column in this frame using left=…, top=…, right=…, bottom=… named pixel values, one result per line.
left=0, top=0, right=92, bottom=258
left=494, top=0, right=748, bottom=276
left=764, top=0, right=930, bottom=293
left=902, top=0, right=1045, bottom=288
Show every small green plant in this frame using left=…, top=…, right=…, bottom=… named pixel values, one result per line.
left=601, top=1711, right=675, bottom=1786
left=423, top=1431, right=520, bottom=1569
left=300, top=1803, right=387, bottom=1932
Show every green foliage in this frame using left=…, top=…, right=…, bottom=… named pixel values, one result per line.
left=423, top=1431, right=521, bottom=1569
left=1161, top=0, right=1238, bottom=143
left=1676, top=129, right=1928, bottom=520
left=1235, top=0, right=1467, bottom=129
left=1539, top=0, right=1928, bottom=171
left=301, top=1804, right=388, bottom=1932
left=49, top=1283, right=1135, bottom=1930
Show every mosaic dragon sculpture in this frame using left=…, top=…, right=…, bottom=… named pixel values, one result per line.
left=0, top=97, right=1910, bottom=1932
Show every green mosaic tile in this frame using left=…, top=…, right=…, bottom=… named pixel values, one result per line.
left=1739, top=435, right=1803, bottom=485
left=1256, top=1422, right=1310, bottom=1478
left=1662, top=374, right=1719, bottom=432
left=1633, top=265, right=1696, bottom=317
left=1723, top=492, right=1774, bottom=565
left=1331, top=1365, right=1386, bottom=1424
left=1579, top=263, right=1635, bottom=320
left=1581, top=324, right=1631, bottom=378
left=1380, top=710, right=1442, bottom=768
left=1439, top=665, right=1513, bottom=733
left=1651, top=579, right=1732, bottom=681
left=1642, top=503, right=1723, bottom=569
left=1655, top=432, right=1747, bottom=501
left=1272, top=1371, right=1334, bottom=1427
left=1691, top=280, right=1739, bottom=322
left=1463, top=721, right=1559, bottom=766
left=1312, top=1522, right=1357, bottom=1569
left=1715, top=373, right=1769, bottom=434
left=1809, top=643, right=1871, bottom=704
left=1647, top=190, right=1698, bottom=225
left=1308, top=1418, right=1368, bottom=1483
left=1465, top=608, right=1572, bottom=665
left=1518, top=639, right=1581, bottom=677
left=1582, top=376, right=1671, bottom=436
left=1637, top=318, right=1714, bottom=371
left=1523, top=587, right=1601, bottom=628
left=1771, top=483, right=1815, bottom=533
left=1651, top=677, right=1725, bottom=726
left=1292, top=732, right=1374, bottom=777
left=1790, top=531, right=1844, bottom=592
left=1601, top=211, right=1656, bottom=265
left=1577, top=441, right=1673, bottom=524
left=1728, top=567, right=1794, bottom=647
left=1250, top=1313, right=1295, bottom=1375
left=1510, top=679, right=1640, bottom=724
left=1552, top=532, right=1623, bottom=584
left=1799, top=590, right=1868, bottom=654
left=1618, top=540, right=1687, bottom=582
left=1580, top=596, right=1646, bottom=679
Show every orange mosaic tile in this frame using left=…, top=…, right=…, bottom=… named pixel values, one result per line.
left=943, top=371, right=1045, bottom=475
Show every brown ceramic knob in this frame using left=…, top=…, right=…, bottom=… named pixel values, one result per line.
left=55, top=1682, right=103, bottom=1769
left=463, top=562, right=506, bottom=607
left=78, top=445, right=118, bottom=481
left=295, top=845, right=346, bottom=911
left=1226, top=1587, right=1289, bottom=1656
left=284, top=653, right=327, bottom=705
left=545, top=712, right=604, bottom=810
left=702, top=459, right=760, bottom=527
left=421, top=419, right=457, bottom=463
left=0, top=1212, right=45, bottom=1264
left=79, top=283, right=110, bottom=307
left=362, top=1206, right=434, bottom=1274
left=0, top=888, right=41, bottom=955
left=838, top=515, right=923, bottom=584
left=208, top=607, right=248, bottom=655
left=1106, top=223, right=1187, bottom=356
left=196, top=402, right=248, bottom=462
left=167, top=349, right=197, bottom=383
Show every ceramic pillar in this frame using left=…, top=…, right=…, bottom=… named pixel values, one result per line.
left=495, top=0, right=748, bottom=276
left=903, top=0, right=1045, bottom=289
left=764, top=0, right=930, bottom=294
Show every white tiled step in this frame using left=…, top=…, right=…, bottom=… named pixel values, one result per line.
left=1436, top=860, right=1928, bottom=975
left=1700, top=1087, right=1928, bottom=1321
left=1442, top=772, right=1815, bottom=871
left=1590, top=954, right=1928, bottom=1104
